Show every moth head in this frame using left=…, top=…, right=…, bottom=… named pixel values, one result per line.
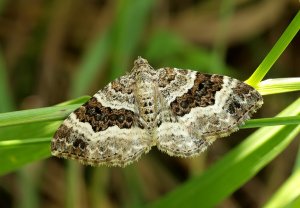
left=131, top=57, right=154, bottom=75
left=134, top=56, right=148, bottom=66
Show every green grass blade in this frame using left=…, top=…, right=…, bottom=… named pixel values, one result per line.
left=257, top=78, right=300, bottom=95
left=0, top=104, right=80, bottom=128
left=0, top=138, right=50, bottom=176
left=289, top=197, right=300, bottom=208
left=0, top=119, right=59, bottom=176
left=0, top=137, right=51, bottom=146
left=245, top=11, right=300, bottom=87
left=263, top=169, right=300, bottom=208
left=149, top=98, right=300, bottom=208
left=241, top=116, right=300, bottom=129
left=56, top=96, right=90, bottom=106
left=270, top=134, right=300, bottom=207
left=0, top=97, right=90, bottom=175
left=0, top=95, right=88, bottom=127
left=294, top=145, right=300, bottom=172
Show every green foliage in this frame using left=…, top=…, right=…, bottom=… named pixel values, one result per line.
left=245, top=11, right=300, bottom=87
left=0, top=97, right=87, bottom=175
left=257, top=78, right=300, bottom=95
left=263, top=169, right=300, bottom=208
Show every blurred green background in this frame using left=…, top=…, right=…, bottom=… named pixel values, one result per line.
left=0, top=0, right=299, bottom=207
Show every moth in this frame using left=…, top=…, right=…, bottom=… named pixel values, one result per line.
left=51, top=57, right=263, bottom=167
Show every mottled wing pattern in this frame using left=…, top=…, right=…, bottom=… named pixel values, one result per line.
left=51, top=75, right=153, bottom=167
left=156, top=67, right=263, bottom=157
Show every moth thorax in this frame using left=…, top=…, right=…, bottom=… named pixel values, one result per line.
left=135, top=73, right=158, bottom=129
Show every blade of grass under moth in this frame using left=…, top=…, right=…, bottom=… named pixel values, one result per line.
left=0, top=137, right=51, bottom=146
left=241, top=116, right=300, bottom=129
left=0, top=138, right=50, bottom=176
left=256, top=78, right=300, bottom=95
left=245, top=11, right=300, bottom=87
left=0, top=95, right=88, bottom=127
left=0, top=104, right=80, bottom=128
